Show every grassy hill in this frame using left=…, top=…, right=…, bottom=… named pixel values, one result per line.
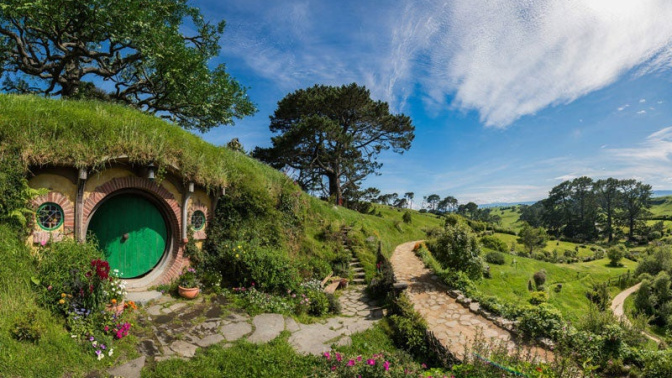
left=0, top=95, right=443, bottom=376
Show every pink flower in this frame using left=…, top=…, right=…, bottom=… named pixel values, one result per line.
left=331, top=366, right=336, bottom=371
left=104, top=326, right=109, bottom=332
left=336, top=353, right=342, bottom=362
left=251, top=282, right=255, bottom=286
left=357, top=356, right=362, bottom=362
left=47, top=285, right=52, bottom=291
left=367, top=359, right=375, bottom=366
left=347, top=360, right=355, bottom=367
left=383, top=361, right=390, bottom=371
left=422, top=363, right=427, bottom=369
left=323, top=352, right=331, bottom=360
left=40, top=240, right=46, bottom=246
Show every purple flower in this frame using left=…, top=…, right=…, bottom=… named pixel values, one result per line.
left=367, top=359, right=375, bottom=366
left=89, top=336, right=94, bottom=341
left=347, top=360, right=355, bottom=367
left=383, top=361, right=390, bottom=371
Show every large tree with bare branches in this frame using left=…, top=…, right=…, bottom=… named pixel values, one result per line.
left=253, top=83, right=414, bottom=205
left=0, top=0, right=255, bottom=132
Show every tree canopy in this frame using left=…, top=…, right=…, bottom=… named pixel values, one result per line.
left=0, top=0, right=255, bottom=132
left=253, top=83, right=414, bottom=205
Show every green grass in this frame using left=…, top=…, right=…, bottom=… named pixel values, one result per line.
left=491, top=207, right=522, bottom=232
left=476, top=252, right=636, bottom=321
left=491, top=232, right=598, bottom=258
left=649, top=196, right=672, bottom=217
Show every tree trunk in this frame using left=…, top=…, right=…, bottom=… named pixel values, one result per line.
left=607, top=212, right=613, bottom=243
left=327, top=173, right=342, bottom=205
left=628, top=215, right=634, bottom=240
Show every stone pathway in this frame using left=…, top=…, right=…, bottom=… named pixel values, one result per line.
left=108, top=285, right=380, bottom=377
left=389, top=241, right=551, bottom=361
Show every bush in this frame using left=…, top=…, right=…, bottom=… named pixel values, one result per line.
left=402, top=210, right=412, bottom=224
left=484, top=252, right=505, bottom=265
left=427, top=223, right=483, bottom=280
left=208, top=241, right=300, bottom=294
left=528, top=291, right=548, bottom=305
left=389, top=294, right=431, bottom=360
left=10, top=310, right=43, bottom=343
left=480, top=235, right=507, bottom=252
left=532, top=270, right=546, bottom=290
left=307, top=290, right=330, bottom=316
left=607, top=245, right=626, bottom=267
left=517, top=303, right=563, bottom=340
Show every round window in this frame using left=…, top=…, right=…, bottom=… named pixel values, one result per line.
left=37, top=202, right=64, bottom=230
left=191, top=210, right=206, bottom=231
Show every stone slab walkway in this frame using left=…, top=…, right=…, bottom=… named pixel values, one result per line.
left=109, top=285, right=380, bottom=377
left=390, top=241, right=551, bottom=361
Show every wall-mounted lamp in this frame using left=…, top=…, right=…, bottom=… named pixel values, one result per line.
left=147, top=163, right=155, bottom=180
left=188, top=182, right=194, bottom=193
left=78, top=167, right=88, bottom=180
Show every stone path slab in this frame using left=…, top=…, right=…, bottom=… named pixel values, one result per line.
left=390, top=241, right=551, bottom=361
left=248, top=313, right=285, bottom=343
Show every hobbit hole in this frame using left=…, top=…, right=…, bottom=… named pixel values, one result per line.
left=29, top=162, right=215, bottom=290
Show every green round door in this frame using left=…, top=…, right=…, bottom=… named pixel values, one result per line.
left=88, top=194, right=168, bottom=278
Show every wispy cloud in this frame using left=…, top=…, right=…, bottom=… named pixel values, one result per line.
left=214, top=0, right=672, bottom=128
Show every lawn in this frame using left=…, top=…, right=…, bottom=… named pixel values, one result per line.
left=491, top=232, right=598, bottom=258
left=491, top=207, right=522, bottom=232
left=476, top=252, right=636, bottom=322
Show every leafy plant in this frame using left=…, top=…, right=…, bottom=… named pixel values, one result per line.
left=484, top=251, right=505, bottom=265
left=10, top=310, right=43, bottom=343
left=177, top=267, right=200, bottom=288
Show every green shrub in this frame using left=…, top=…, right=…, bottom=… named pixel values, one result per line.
left=10, top=310, right=43, bottom=343
left=484, top=252, right=505, bottom=265
left=326, top=293, right=341, bottom=315
left=517, top=303, right=563, bottom=340
left=528, top=291, right=548, bottom=305
left=389, top=294, right=431, bottom=359
left=532, top=269, right=547, bottom=290
left=427, top=223, right=483, bottom=280
left=480, top=235, right=507, bottom=252
left=607, top=245, right=626, bottom=267
left=402, top=210, right=412, bottom=224
left=209, top=241, right=300, bottom=294
left=307, top=290, right=330, bottom=316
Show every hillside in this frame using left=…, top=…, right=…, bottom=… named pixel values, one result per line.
left=0, top=95, right=444, bottom=376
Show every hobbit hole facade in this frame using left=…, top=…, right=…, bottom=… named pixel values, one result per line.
left=28, top=161, right=215, bottom=290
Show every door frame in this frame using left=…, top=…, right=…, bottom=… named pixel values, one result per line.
left=85, top=188, right=176, bottom=289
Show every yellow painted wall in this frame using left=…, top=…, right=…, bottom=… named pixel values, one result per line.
left=84, top=168, right=136, bottom=200
left=161, top=179, right=183, bottom=206
left=29, top=174, right=77, bottom=204
left=190, top=189, right=212, bottom=212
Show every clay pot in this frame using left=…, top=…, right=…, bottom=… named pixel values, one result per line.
left=178, top=286, right=200, bottom=299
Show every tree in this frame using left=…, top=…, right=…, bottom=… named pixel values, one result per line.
left=607, top=245, right=626, bottom=267
left=437, top=196, right=457, bottom=214
left=404, top=192, right=414, bottom=209
left=0, top=0, right=255, bottom=132
left=429, top=222, right=483, bottom=280
left=425, top=194, right=440, bottom=211
left=619, top=179, right=652, bottom=240
left=594, top=178, right=620, bottom=243
left=253, top=84, right=414, bottom=205
left=518, top=222, right=548, bottom=254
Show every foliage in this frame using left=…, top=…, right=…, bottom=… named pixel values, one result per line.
left=607, top=244, right=626, bottom=267
left=517, top=303, right=564, bottom=340
left=0, top=0, right=255, bottom=132
left=402, top=210, right=412, bottom=224
left=427, top=222, right=483, bottom=280
left=388, top=294, right=433, bottom=362
left=177, top=267, right=200, bottom=288
left=231, top=286, right=295, bottom=315
left=528, top=291, right=548, bottom=305
left=634, top=271, right=672, bottom=330
left=586, top=282, right=610, bottom=311
left=484, top=251, right=506, bottom=265
left=10, top=310, right=43, bottom=343
left=480, top=235, right=508, bottom=252
left=206, top=241, right=300, bottom=294
left=0, top=148, right=43, bottom=231
left=518, top=222, right=548, bottom=254
left=253, top=83, right=414, bottom=205
left=317, top=350, right=420, bottom=377
left=532, top=269, right=547, bottom=290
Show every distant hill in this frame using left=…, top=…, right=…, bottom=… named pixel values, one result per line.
left=653, top=190, right=672, bottom=197
left=479, top=200, right=537, bottom=208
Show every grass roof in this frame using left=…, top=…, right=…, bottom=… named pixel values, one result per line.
left=0, top=95, right=270, bottom=191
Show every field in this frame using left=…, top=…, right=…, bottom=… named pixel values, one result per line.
left=490, top=206, right=522, bottom=232
left=476, top=252, right=636, bottom=321
left=490, top=232, right=598, bottom=258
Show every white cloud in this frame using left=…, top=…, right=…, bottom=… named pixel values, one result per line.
left=608, top=127, right=672, bottom=162
left=637, top=110, right=647, bottom=114
left=640, top=98, right=647, bottom=103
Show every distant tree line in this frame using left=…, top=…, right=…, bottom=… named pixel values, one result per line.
left=519, top=177, right=654, bottom=242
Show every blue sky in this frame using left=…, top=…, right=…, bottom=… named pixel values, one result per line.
left=193, top=0, right=672, bottom=205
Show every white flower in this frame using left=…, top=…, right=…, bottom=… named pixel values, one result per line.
left=108, top=349, right=114, bottom=357
left=92, top=341, right=97, bottom=347
left=71, top=334, right=77, bottom=338
left=97, top=352, right=104, bottom=361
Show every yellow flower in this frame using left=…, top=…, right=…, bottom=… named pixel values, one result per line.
left=235, top=254, right=239, bottom=258
left=237, top=245, right=241, bottom=249
left=59, top=299, right=65, bottom=304
left=67, top=294, right=72, bottom=298
left=61, top=293, right=66, bottom=298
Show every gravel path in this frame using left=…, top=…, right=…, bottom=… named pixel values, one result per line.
left=610, top=282, right=661, bottom=344
left=390, top=241, right=551, bottom=361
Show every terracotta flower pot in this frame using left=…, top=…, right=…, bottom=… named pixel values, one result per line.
left=178, top=286, right=200, bottom=299
left=105, top=300, right=125, bottom=316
